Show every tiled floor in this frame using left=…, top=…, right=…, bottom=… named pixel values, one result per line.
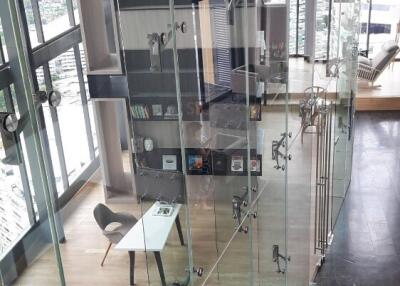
left=316, top=111, right=400, bottom=286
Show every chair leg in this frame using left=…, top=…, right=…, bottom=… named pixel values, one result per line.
left=101, top=242, right=112, bottom=267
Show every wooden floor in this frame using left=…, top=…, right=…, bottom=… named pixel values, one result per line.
left=13, top=111, right=317, bottom=286
left=356, top=62, right=400, bottom=111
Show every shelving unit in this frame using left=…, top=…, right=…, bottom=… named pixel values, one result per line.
left=82, top=0, right=265, bottom=203
left=78, top=0, right=122, bottom=74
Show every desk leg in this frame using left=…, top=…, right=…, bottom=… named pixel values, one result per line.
left=175, top=215, right=185, bottom=246
left=154, top=252, right=166, bottom=286
left=129, top=251, right=135, bottom=286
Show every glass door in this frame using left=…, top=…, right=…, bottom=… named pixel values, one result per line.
left=174, top=0, right=256, bottom=284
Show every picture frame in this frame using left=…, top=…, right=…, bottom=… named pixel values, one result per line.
left=231, top=155, right=243, bottom=172
left=188, top=155, right=203, bottom=171
left=162, top=155, right=177, bottom=170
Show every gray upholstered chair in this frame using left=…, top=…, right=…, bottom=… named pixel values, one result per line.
left=358, top=40, right=400, bottom=85
left=93, top=203, right=137, bottom=266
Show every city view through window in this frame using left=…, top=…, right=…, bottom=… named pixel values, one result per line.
left=0, top=0, right=95, bottom=255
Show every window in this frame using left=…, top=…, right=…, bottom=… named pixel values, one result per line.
left=289, top=0, right=306, bottom=55
left=315, top=0, right=330, bottom=60
left=38, top=0, right=72, bottom=41
left=360, top=0, right=400, bottom=58
left=368, top=1, right=400, bottom=58
left=49, top=49, right=91, bottom=187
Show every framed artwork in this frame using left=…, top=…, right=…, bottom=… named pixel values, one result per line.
left=162, top=155, right=177, bottom=170
left=188, top=155, right=203, bottom=170
left=231, top=155, right=243, bottom=172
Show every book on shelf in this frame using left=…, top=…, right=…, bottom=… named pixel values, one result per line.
left=131, top=104, right=151, bottom=119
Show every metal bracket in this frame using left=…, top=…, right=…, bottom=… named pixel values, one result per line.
left=272, top=132, right=292, bottom=171
left=147, top=33, right=162, bottom=72
left=272, top=244, right=291, bottom=274
left=232, top=186, right=257, bottom=233
left=147, top=22, right=187, bottom=72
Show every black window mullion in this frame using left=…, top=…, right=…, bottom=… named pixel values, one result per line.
left=30, top=0, right=45, bottom=44
left=42, top=63, right=70, bottom=191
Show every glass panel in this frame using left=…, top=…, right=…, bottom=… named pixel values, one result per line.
left=38, top=0, right=71, bottom=41
left=201, top=216, right=252, bottom=286
left=118, top=1, right=193, bottom=284
left=49, top=48, right=91, bottom=184
left=254, top=3, right=290, bottom=284
left=0, top=85, right=63, bottom=285
left=331, top=0, right=360, bottom=228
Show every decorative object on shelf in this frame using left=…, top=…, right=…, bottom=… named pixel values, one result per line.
left=231, top=155, right=243, bottom=172
left=133, top=136, right=144, bottom=153
left=188, top=155, right=203, bottom=171
left=144, top=137, right=154, bottom=152
left=164, top=104, right=178, bottom=119
left=152, top=104, right=163, bottom=116
left=250, top=105, right=261, bottom=120
left=250, top=159, right=260, bottom=172
left=162, top=155, right=177, bottom=170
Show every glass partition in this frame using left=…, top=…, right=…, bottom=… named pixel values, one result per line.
left=331, top=0, right=360, bottom=228
left=0, top=0, right=363, bottom=284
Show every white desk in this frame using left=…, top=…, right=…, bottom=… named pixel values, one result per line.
left=115, top=202, right=184, bottom=286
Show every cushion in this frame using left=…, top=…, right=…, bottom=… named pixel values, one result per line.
left=371, top=41, right=399, bottom=71
left=358, top=56, right=371, bottom=66
left=382, top=41, right=399, bottom=53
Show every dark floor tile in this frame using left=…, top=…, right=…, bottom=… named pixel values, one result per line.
left=316, top=112, right=400, bottom=286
